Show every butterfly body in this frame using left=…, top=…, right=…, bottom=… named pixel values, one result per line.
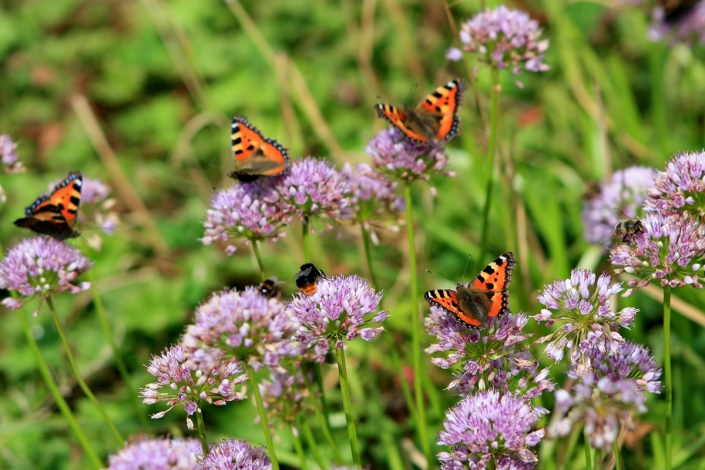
left=259, top=277, right=283, bottom=299
left=375, top=79, right=463, bottom=143
left=14, top=171, right=83, bottom=240
left=424, top=252, right=516, bottom=328
left=229, top=115, right=289, bottom=182
left=294, top=263, right=326, bottom=296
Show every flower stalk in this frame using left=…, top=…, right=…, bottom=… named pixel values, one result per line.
left=245, top=363, right=280, bottom=470
left=664, top=284, right=673, bottom=470
left=195, top=409, right=209, bottom=457
left=335, top=346, right=361, bottom=467
left=251, top=238, right=266, bottom=280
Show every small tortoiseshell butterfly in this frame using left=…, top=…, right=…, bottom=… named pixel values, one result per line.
left=14, top=171, right=83, bottom=240
left=259, top=277, right=283, bottom=299
left=294, top=263, right=326, bottom=296
left=424, top=252, right=516, bottom=328
left=375, top=79, right=464, bottom=144
left=229, top=115, right=290, bottom=182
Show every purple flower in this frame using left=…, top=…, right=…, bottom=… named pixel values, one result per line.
left=649, top=2, right=705, bottom=45
left=140, top=345, right=248, bottom=429
left=342, top=163, right=404, bottom=223
left=0, top=237, right=92, bottom=311
left=551, top=342, right=662, bottom=450
left=202, top=180, right=292, bottom=254
left=105, top=437, right=203, bottom=470
left=438, top=390, right=546, bottom=466
left=535, top=269, right=636, bottom=370
left=202, top=439, right=271, bottom=470
left=453, top=6, right=549, bottom=82
left=182, top=287, right=303, bottom=373
left=610, top=212, right=705, bottom=293
left=0, top=134, right=25, bottom=203
left=582, top=166, right=658, bottom=245
left=287, top=274, right=386, bottom=359
left=73, top=177, right=120, bottom=244
left=259, top=370, right=312, bottom=427
left=275, top=157, right=352, bottom=225
left=646, top=151, right=705, bottom=218
left=426, top=310, right=554, bottom=399
left=366, top=128, right=453, bottom=184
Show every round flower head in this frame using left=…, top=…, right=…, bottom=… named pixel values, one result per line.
left=437, top=390, right=546, bottom=467
left=342, top=163, right=404, bottom=223
left=551, top=342, right=662, bottom=450
left=426, top=310, right=553, bottom=399
left=582, top=166, right=658, bottom=245
left=182, top=287, right=303, bottom=373
left=259, top=370, right=312, bottom=428
left=0, top=237, right=92, bottom=311
left=275, top=157, right=352, bottom=226
left=535, top=269, right=636, bottom=371
left=140, top=345, right=248, bottom=429
left=448, top=6, right=548, bottom=84
left=202, top=180, right=292, bottom=254
left=105, top=437, right=203, bottom=470
left=649, top=2, right=705, bottom=45
left=610, top=212, right=705, bottom=294
left=366, top=128, right=453, bottom=184
left=646, top=150, right=705, bottom=218
left=287, top=274, right=386, bottom=359
left=202, top=439, right=271, bottom=470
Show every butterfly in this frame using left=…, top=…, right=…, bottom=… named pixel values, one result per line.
left=294, top=263, right=327, bottom=296
left=14, top=171, right=83, bottom=240
left=228, top=115, right=290, bottom=182
left=375, top=79, right=464, bottom=144
left=259, top=277, right=283, bottom=299
left=424, top=252, right=516, bottom=328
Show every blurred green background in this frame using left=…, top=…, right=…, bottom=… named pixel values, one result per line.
left=1, top=0, right=705, bottom=468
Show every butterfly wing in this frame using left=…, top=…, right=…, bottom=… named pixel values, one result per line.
left=470, top=252, right=516, bottom=319
left=375, top=104, right=431, bottom=143
left=417, top=79, right=463, bottom=142
left=229, top=115, right=289, bottom=182
left=424, top=288, right=482, bottom=322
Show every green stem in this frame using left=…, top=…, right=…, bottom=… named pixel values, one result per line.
left=195, top=410, right=209, bottom=456
left=302, top=365, right=343, bottom=463
left=584, top=429, right=592, bottom=469
left=335, top=346, right=361, bottom=467
left=245, top=363, right=280, bottom=470
left=301, top=418, right=326, bottom=469
left=593, top=449, right=601, bottom=470
left=614, top=434, right=622, bottom=470
left=291, top=423, right=308, bottom=470
left=404, top=182, right=432, bottom=467
left=302, top=216, right=311, bottom=263
left=251, top=238, right=266, bottom=280
left=83, top=265, right=152, bottom=435
left=479, top=67, right=501, bottom=261
left=360, top=223, right=378, bottom=287
left=664, top=285, right=672, bottom=470
left=17, top=307, right=103, bottom=469
left=45, top=296, right=123, bottom=446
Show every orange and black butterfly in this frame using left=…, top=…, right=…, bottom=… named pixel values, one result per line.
left=375, top=79, right=464, bottom=144
left=294, top=263, right=326, bottom=296
left=424, top=252, right=516, bottom=328
left=14, top=171, right=83, bottom=240
left=229, top=115, right=290, bottom=182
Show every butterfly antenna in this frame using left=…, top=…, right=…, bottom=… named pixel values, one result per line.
left=460, top=253, right=472, bottom=284
left=425, top=269, right=455, bottom=286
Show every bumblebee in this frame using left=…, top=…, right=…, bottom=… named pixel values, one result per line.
left=259, top=277, right=283, bottom=299
left=614, top=219, right=644, bottom=243
left=294, top=263, right=326, bottom=296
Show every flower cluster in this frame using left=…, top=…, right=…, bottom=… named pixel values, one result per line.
left=438, top=390, right=547, bottom=468
left=535, top=269, right=636, bottom=371
left=182, top=287, right=303, bottom=372
left=448, top=6, right=549, bottom=80
left=140, top=345, right=248, bottom=429
left=426, top=310, right=553, bottom=399
left=259, top=370, right=312, bottom=427
left=342, top=163, right=404, bottom=223
left=105, top=437, right=203, bottom=470
left=0, top=237, right=92, bottom=311
left=646, top=150, right=705, bottom=219
left=287, top=274, right=386, bottom=359
left=649, top=1, right=705, bottom=46
left=201, top=439, right=272, bottom=470
left=582, top=166, right=658, bottom=245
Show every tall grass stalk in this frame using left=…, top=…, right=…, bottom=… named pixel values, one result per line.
left=335, top=346, right=361, bottom=467
left=478, top=68, right=501, bottom=263
left=245, top=363, right=280, bottom=470
left=301, top=418, right=325, bottom=469
left=302, top=367, right=343, bottom=463
left=291, top=424, right=308, bottom=470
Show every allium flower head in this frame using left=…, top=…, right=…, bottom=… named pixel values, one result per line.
left=438, top=390, right=546, bottom=467
left=343, top=163, right=404, bottom=223
left=449, top=6, right=549, bottom=82
left=610, top=212, right=705, bottom=293
left=426, top=310, right=553, bottom=399
left=649, top=2, right=705, bottom=45
left=202, top=180, right=292, bottom=254
left=276, top=157, right=352, bottom=225
left=551, top=342, right=662, bottom=450
left=288, top=274, right=386, bottom=359
left=366, top=128, right=453, bottom=184
left=259, top=370, right=312, bottom=427
left=105, top=437, right=203, bottom=470
left=582, top=166, right=658, bottom=245
left=182, top=287, right=303, bottom=373
left=535, top=269, right=636, bottom=371
left=202, top=439, right=271, bottom=470
left=140, top=345, right=248, bottom=429
left=0, top=237, right=92, bottom=310
left=646, top=151, right=705, bottom=218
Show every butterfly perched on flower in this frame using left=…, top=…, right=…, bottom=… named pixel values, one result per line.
left=14, top=171, right=83, bottom=240
left=424, top=252, right=516, bottom=328
left=294, top=263, right=326, bottom=296
left=375, top=79, right=464, bottom=144
left=228, top=115, right=290, bottom=182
